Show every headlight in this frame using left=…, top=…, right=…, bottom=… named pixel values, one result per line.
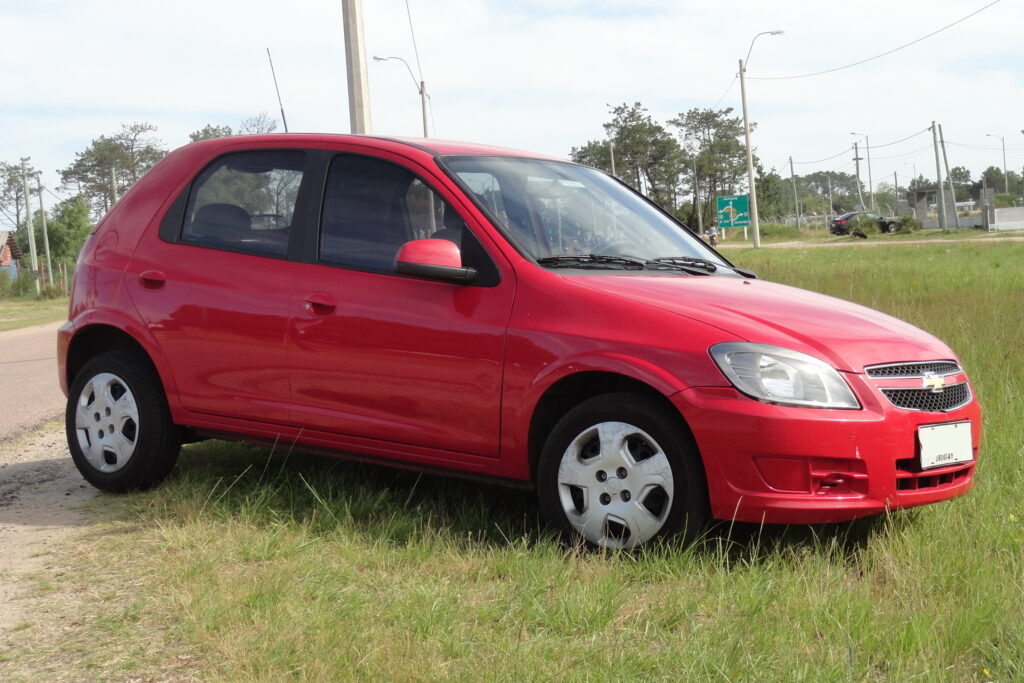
left=710, top=342, right=860, bottom=409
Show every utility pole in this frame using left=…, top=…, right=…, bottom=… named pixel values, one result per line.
left=893, top=171, right=899, bottom=211
left=789, top=156, right=800, bottom=229
left=938, top=124, right=960, bottom=228
left=739, top=58, right=760, bottom=247
left=931, top=122, right=946, bottom=229
left=36, top=175, right=53, bottom=286
left=110, top=167, right=118, bottom=205
left=827, top=174, right=834, bottom=220
left=20, top=160, right=40, bottom=295
left=853, top=143, right=866, bottom=211
left=342, top=0, right=372, bottom=134
left=608, top=140, right=616, bottom=176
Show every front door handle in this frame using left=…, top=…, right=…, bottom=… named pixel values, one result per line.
left=139, top=270, right=166, bottom=290
left=303, top=292, right=337, bottom=314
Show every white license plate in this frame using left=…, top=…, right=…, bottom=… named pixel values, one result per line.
left=918, top=421, right=973, bottom=470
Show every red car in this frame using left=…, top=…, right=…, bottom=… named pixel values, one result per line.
left=58, top=134, right=981, bottom=550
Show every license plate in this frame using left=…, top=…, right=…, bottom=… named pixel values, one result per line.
left=918, top=421, right=973, bottom=470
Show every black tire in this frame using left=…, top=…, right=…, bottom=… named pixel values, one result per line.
left=65, top=350, right=180, bottom=492
left=537, top=393, right=709, bottom=550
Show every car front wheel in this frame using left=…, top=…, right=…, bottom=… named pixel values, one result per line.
left=66, top=351, right=180, bottom=492
left=538, top=393, right=708, bottom=550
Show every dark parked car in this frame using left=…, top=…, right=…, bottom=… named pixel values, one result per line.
left=829, top=211, right=897, bottom=235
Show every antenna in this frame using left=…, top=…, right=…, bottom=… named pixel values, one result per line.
left=266, top=48, right=289, bottom=133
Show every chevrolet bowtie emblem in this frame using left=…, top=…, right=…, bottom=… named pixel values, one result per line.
left=922, top=373, right=946, bottom=393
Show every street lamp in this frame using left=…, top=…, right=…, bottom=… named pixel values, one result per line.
left=739, top=29, right=784, bottom=248
left=684, top=136, right=703, bottom=234
left=851, top=132, right=875, bottom=211
left=373, top=55, right=429, bottom=137
left=985, top=133, right=1008, bottom=194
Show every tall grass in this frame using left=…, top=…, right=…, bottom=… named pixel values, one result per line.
left=18, top=242, right=1024, bottom=680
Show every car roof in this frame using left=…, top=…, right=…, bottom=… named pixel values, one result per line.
left=184, top=133, right=562, bottom=161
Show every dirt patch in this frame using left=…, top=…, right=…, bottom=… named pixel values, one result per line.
left=0, top=423, right=102, bottom=649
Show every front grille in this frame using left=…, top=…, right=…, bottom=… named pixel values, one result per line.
left=866, top=361, right=961, bottom=378
left=881, top=382, right=971, bottom=412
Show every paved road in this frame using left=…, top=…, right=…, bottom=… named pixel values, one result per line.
left=0, top=321, right=65, bottom=440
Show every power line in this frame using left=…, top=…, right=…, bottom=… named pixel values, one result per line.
left=405, top=0, right=425, bottom=82
left=947, top=140, right=1024, bottom=151
left=712, top=76, right=737, bottom=108
left=746, top=0, right=1001, bottom=81
left=871, top=127, right=930, bottom=148
left=792, top=146, right=852, bottom=165
left=870, top=143, right=934, bottom=161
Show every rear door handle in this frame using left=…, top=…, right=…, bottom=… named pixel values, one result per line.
left=303, top=292, right=337, bottom=314
left=139, top=270, right=166, bottom=290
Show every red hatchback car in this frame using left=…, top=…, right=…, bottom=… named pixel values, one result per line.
left=58, top=134, right=981, bottom=550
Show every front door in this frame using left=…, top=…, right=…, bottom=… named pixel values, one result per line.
left=287, top=153, right=514, bottom=457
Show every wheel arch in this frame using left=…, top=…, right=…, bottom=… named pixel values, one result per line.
left=526, top=371, right=705, bottom=483
left=65, top=324, right=168, bottom=402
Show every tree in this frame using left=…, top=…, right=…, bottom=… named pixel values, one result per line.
left=668, top=108, right=752, bottom=225
left=0, top=159, right=37, bottom=230
left=948, top=166, right=972, bottom=202
left=14, top=194, right=94, bottom=266
left=239, top=112, right=278, bottom=135
left=570, top=103, right=683, bottom=211
left=60, top=122, right=167, bottom=216
left=189, top=124, right=234, bottom=142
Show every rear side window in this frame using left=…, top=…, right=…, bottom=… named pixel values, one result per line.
left=181, top=150, right=305, bottom=257
left=319, top=155, right=466, bottom=272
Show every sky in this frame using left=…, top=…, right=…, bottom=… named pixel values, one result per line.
left=2, top=0, right=1022, bottom=210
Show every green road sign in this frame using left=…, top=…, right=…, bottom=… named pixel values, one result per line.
left=716, top=194, right=750, bottom=228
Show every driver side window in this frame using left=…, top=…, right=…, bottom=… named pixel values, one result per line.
left=319, top=155, right=465, bottom=272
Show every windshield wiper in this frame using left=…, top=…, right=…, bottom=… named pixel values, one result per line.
left=647, top=256, right=718, bottom=274
left=537, top=254, right=647, bottom=270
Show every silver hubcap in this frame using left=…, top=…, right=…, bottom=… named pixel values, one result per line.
left=556, top=421, right=674, bottom=549
left=74, top=372, right=140, bottom=474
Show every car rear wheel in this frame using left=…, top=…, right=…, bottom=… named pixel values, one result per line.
left=538, top=393, right=708, bottom=550
left=66, top=351, right=180, bottom=492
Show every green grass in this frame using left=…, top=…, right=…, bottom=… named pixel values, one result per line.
left=6, top=242, right=1024, bottom=680
left=0, top=297, right=68, bottom=332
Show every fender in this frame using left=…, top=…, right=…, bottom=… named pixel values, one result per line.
left=61, top=306, right=184, bottom=420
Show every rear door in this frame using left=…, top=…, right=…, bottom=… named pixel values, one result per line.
left=126, top=149, right=311, bottom=424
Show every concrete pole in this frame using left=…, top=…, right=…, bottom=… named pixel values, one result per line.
left=419, top=80, right=428, bottom=137
left=789, top=156, right=800, bottom=229
left=1002, top=137, right=1008, bottom=194
left=20, top=161, right=40, bottom=295
left=36, top=175, right=53, bottom=286
left=827, top=174, right=834, bottom=220
left=693, top=155, right=703, bottom=234
left=342, top=0, right=372, bottom=135
left=608, top=141, right=616, bottom=176
left=739, top=58, right=760, bottom=247
left=865, top=135, right=875, bottom=211
left=853, top=143, right=866, bottom=211
left=938, top=124, right=960, bottom=228
left=893, top=171, right=899, bottom=211
left=931, top=122, right=945, bottom=229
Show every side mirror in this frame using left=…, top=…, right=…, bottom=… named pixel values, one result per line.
left=394, top=239, right=477, bottom=284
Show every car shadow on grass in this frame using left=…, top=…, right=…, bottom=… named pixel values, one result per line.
left=151, top=439, right=907, bottom=563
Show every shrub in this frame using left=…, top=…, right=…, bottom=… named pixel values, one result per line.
left=850, top=214, right=881, bottom=236
left=892, top=215, right=922, bottom=234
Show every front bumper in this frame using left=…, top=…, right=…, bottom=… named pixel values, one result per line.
left=671, top=375, right=981, bottom=524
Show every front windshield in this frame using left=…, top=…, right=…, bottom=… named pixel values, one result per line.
left=441, top=155, right=724, bottom=265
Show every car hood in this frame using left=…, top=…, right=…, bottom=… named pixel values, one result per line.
left=563, top=273, right=956, bottom=373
